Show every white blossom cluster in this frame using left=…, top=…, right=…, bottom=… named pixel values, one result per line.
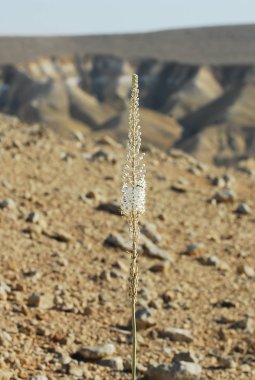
left=121, top=179, right=146, bottom=217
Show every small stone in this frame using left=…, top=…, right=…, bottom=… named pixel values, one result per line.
left=68, top=362, right=84, bottom=377
left=146, top=361, right=202, bottom=380
left=99, top=356, right=124, bottom=371
left=0, top=198, right=16, bottom=209
left=186, top=243, right=204, bottom=256
left=29, top=376, right=48, bottom=380
left=141, top=223, right=161, bottom=244
left=46, top=230, right=73, bottom=243
left=0, top=330, right=12, bottom=346
left=96, top=201, right=121, bottom=215
left=129, top=308, right=156, bottom=331
left=235, top=203, right=251, bottom=215
left=159, top=327, right=193, bottom=343
left=171, top=179, right=189, bottom=193
left=141, top=235, right=172, bottom=261
left=172, top=351, right=198, bottom=364
left=217, top=356, right=237, bottom=369
left=27, top=292, right=40, bottom=307
left=0, top=370, right=13, bottom=380
left=56, top=257, right=69, bottom=267
left=104, top=233, right=131, bottom=251
left=27, top=211, right=41, bottom=223
left=76, top=343, right=116, bottom=360
left=213, top=190, right=236, bottom=203
left=210, top=176, right=226, bottom=188
left=237, top=264, right=254, bottom=278
left=149, top=261, right=170, bottom=273
left=230, top=317, right=254, bottom=333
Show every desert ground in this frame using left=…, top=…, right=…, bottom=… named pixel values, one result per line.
left=0, top=113, right=254, bottom=379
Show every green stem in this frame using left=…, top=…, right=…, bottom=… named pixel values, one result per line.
left=132, top=296, right=137, bottom=380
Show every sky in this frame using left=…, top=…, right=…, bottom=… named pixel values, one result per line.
left=0, top=0, right=255, bottom=36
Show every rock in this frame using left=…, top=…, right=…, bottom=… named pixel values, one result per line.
left=76, top=343, right=116, bottom=360
left=104, top=233, right=131, bottom=251
left=217, top=356, right=237, bottom=369
left=27, top=292, right=40, bottom=307
left=172, top=351, right=198, bottom=364
left=99, top=356, right=124, bottom=371
left=123, top=357, right=147, bottom=373
left=0, top=198, right=16, bottom=209
left=171, top=179, right=189, bottom=193
left=159, top=327, right=193, bottom=343
left=129, top=308, right=156, bottom=331
left=0, top=370, right=13, bottom=380
left=68, top=362, right=84, bottom=377
left=230, top=317, right=254, bottom=333
left=92, top=149, right=115, bottom=163
left=141, top=223, right=161, bottom=244
left=235, top=203, right=251, bottom=215
left=198, top=255, right=230, bottom=272
left=146, top=361, right=202, bottom=380
left=29, top=376, right=48, bottom=380
left=141, top=235, right=172, bottom=261
left=27, top=211, right=41, bottom=223
left=96, top=201, right=121, bottom=215
left=209, top=176, right=226, bottom=188
left=149, top=261, right=170, bottom=273
left=237, top=264, right=254, bottom=278
left=45, top=229, right=74, bottom=243
left=186, top=243, right=204, bottom=256
left=0, top=330, right=12, bottom=346
left=213, top=190, right=236, bottom=203
left=199, top=255, right=220, bottom=267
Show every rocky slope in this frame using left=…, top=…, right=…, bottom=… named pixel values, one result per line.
left=1, top=55, right=255, bottom=165
left=1, top=24, right=255, bottom=65
left=0, top=113, right=255, bottom=379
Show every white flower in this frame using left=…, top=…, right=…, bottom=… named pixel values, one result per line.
left=121, top=179, right=146, bottom=216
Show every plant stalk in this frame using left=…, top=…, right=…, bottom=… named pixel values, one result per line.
left=131, top=296, right=137, bottom=380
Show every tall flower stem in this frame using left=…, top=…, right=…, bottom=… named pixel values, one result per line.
left=121, top=73, right=146, bottom=380
left=131, top=212, right=138, bottom=380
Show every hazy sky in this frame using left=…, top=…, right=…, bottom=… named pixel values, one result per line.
left=0, top=0, right=255, bottom=36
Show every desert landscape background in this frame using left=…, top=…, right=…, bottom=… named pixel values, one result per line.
left=0, top=20, right=255, bottom=380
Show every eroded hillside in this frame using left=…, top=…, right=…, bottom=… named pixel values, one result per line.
left=1, top=55, right=255, bottom=165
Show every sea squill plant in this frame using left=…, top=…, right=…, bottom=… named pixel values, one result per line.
left=121, top=73, right=146, bottom=380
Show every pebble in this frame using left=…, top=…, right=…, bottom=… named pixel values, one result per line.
left=0, top=198, right=16, bottom=209
left=29, top=376, right=48, bottom=380
left=0, top=370, right=13, bottom=380
left=141, top=222, right=161, bottom=244
left=213, top=190, right=236, bottom=203
left=27, top=292, right=40, bottom=307
left=99, top=356, right=124, bottom=371
left=237, top=264, right=254, bottom=278
left=235, top=203, right=251, bottom=215
left=149, top=261, right=170, bottom=273
left=129, top=308, right=156, bottom=331
left=141, top=235, right=172, bottom=261
left=67, top=362, right=84, bottom=377
left=172, top=351, right=198, bottom=364
left=27, top=211, right=41, bottom=223
left=146, top=361, right=202, bottom=380
left=159, top=327, right=193, bottom=343
left=76, top=343, right=116, bottom=360
left=217, top=356, right=237, bottom=369
left=104, top=233, right=132, bottom=251
left=186, top=243, right=204, bottom=256
left=96, top=201, right=121, bottom=215
left=171, top=179, right=189, bottom=193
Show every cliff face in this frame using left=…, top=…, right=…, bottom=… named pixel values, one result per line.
left=1, top=54, right=255, bottom=165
